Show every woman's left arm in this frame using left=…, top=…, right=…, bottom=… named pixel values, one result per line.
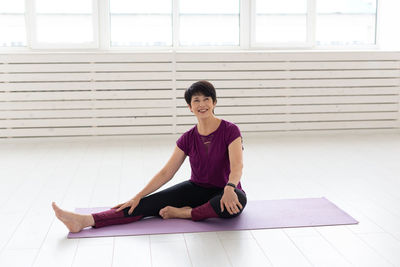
left=220, top=136, right=243, bottom=215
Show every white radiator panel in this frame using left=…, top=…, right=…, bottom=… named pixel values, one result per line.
left=0, top=51, right=399, bottom=138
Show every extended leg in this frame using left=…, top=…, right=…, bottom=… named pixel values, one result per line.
left=91, top=181, right=220, bottom=228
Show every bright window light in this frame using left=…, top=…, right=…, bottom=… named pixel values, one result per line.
left=35, top=0, right=94, bottom=44
left=0, top=0, right=381, bottom=50
left=0, top=0, right=26, bottom=47
left=36, top=0, right=92, bottom=13
left=316, top=0, right=377, bottom=46
left=179, top=0, right=240, bottom=46
left=110, top=0, right=172, bottom=47
left=255, top=0, right=307, bottom=44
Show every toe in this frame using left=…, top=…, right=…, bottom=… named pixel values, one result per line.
left=52, top=202, right=60, bottom=211
left=159, top=209, right=165, bottom=217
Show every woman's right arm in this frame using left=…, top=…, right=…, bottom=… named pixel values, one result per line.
left=114, top=145, right=187, bottom=214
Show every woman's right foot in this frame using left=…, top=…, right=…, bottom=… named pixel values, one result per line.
left=159, top=206, right=192, bottom=219
left=52, top=202, right=94, bottom=233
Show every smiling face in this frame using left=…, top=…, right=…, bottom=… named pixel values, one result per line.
left=189, top=93, right=217, bottom=119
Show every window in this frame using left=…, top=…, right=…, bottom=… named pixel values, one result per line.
left=0, top=0, right=26, bottom=47
left=33, top=0, right=96, bottom=47
left=253, top=0, right=377, bottom=47
left=179, top=0, right=240, bottom=46
left=0, top=0, right=380, bottom=50
left=110, top=0, right=172, bottom=47
left=254, top=0, right=307, bottom=45
left=316, top=0, right=377, bottom=46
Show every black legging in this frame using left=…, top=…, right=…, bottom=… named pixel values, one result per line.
left=123, top=180, right=247, bottom=219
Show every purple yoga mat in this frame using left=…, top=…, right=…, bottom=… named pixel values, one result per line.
left=67, top=197, right=358, bottom=239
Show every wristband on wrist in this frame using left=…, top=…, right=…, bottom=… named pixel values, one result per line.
left=226, top=182, right=236, bottom=189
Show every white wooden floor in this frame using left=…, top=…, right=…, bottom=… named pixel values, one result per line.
left=1, top=132, right=400, bottom=267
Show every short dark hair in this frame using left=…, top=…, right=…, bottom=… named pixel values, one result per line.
left=184, top=80, right=217, bottom=106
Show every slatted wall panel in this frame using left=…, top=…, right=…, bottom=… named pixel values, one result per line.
left=1, top=51, right=399, bottom=138
left=0, top=53, right=174, bottom=137
left=175, top=51, right=400, bottom=133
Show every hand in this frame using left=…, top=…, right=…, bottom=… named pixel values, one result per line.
left=113, top=196, right=141, bottom=215
left=220, top=187, right=243, bottom=215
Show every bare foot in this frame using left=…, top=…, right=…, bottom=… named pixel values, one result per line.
left=159, top=206, right=192, bottom=219
left=52, top=202, right=94, bottom=233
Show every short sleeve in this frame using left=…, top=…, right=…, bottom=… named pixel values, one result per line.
left=176, top=132, right=188, bottom=155
left=225, top=122, right=242, bottom=146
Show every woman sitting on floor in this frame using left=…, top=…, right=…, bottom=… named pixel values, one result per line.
left=52, top=80, right=247, bottom=232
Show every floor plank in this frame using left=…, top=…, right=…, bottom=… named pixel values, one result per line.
left=251, top=229, right=312, bottom=267
left=316, top=226, right=394, bottom=267
left=0, top=133, right=399, bottom=267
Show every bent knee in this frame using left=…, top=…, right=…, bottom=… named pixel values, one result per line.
left=220, top=189, right=247, bottom=219
left=235, top=189, right=247, bottom=208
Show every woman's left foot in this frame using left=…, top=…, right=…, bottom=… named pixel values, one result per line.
left=52, top=202, right=94, bottom=232
left=159, top=206, right=192, bottom=219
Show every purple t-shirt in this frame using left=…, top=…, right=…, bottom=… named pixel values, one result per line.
left=176, top=119, right=243, bottom=190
